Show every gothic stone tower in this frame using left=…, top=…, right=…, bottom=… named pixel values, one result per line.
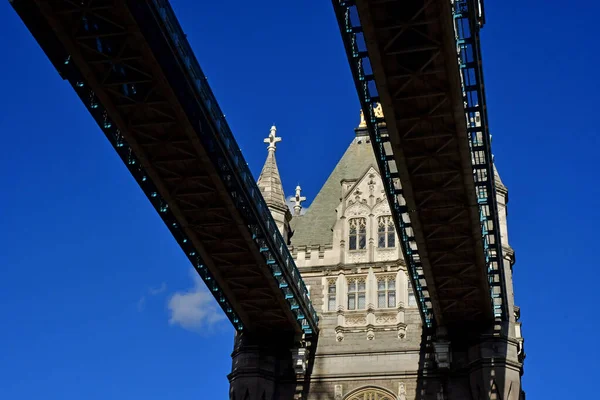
left=231, top=114, right=525, bottom=400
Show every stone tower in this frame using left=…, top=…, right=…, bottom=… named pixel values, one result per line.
left=245, top=116, right=525, bottom=399
left=289, top=116, right=419, bottom=399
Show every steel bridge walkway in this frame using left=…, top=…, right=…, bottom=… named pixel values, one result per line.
left=11, top=0, right=318, bottom=341
left=332, top=0, right=507, bottom=339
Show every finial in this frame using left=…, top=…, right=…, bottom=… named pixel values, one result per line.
left=373, top=102, right=384, bottom=119
left=358, top=103, right=384, bottom=128
left=264, top=124, right=282, bottom=151
left=359, top=109, right=367, bottom=128
left=293, top=185, right=306, bottom=216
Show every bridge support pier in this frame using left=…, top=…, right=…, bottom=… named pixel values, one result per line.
left=228, top=331, right=305, bottom=400
left=432, top=323, right=524, bottom=400
left=466, top=330, right=524, bottom=400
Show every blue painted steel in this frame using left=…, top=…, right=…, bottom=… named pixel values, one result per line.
left=452, top=0, right=507, bottom=320
left=332, top=0, right=508, bottom=324
left=68, top=72, right=246, bottom=330
left=332, top=0, right=435, bottom=328
left=17, top=0, right=318, bottom=335
left=144, top=0, right=318, bottom=333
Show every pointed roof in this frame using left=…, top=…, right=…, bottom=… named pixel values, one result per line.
left=493, top=164, right=505, bottom=189
left=257, top=125, right=287, bottom=211
left=291, top=131, right=377, bottom=247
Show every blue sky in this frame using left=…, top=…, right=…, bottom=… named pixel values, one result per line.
left=0, top=0, right=597, bottom=398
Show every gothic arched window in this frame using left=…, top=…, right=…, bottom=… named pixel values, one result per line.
left=377, top=276, right=396, bottom=308
left=377, top=216, right=395, bottom=248
left=349, top=218, right=367, bottom=250
left=345, top=387, right=395, bottom=400
left=347, top=277, right=366, bottom=310
left=327, top=279, right=337, bottom=311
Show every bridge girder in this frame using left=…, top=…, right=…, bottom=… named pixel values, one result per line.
left=12, top=0, right=318, bottom=338
left=334, top=0, right=506, bottom=338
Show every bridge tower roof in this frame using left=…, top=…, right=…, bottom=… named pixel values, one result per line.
left=257, top=125, right=288, bottom=212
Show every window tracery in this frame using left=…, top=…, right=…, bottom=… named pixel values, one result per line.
left=349, top=218, right=367, bottom=250
left=377, top=216, right=395, bottom=248
left=377, top=276, right=396, bottom=308
left=345, top=388, right=395, bottom=400
left=327, top=279, right=337, bottom=311
left=347, top=277, right=366, bottom=310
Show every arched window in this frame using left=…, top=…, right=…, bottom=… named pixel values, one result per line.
left=377, top=216, right=395, bottom=248
left=345, top=387, right=395, bottom=400
left=349, top=218, right=367, bottom=250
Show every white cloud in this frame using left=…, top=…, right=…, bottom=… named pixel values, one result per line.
left=167, top=269, right=225, bottom=333
left=149, top=282, right=167, bottom=295
left=137, top=296, right=146, bottom=312
left=136, top=282, right=167, bottom=312
left=286, top=195, right=309, bottom=216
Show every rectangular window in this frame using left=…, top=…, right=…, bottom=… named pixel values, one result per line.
left=387, top=230, right=395, bottom=248
left=377, top=277, right=396, bottom=308
left=358, top=279, right=366, bottom=309
left=378, top=222, right=386, bottom=248
left=349, top=218, right=367, bottom=250
left=328, top=281, right=336, bottom=311
left=377, top=216, right=396, bottom=248
left=408, top=284, right=417, bottom=307
left=359, top=223, right=366, bottom=249
left=348, top=280, right=356, bottom=310
left=347, top=278, right=366, bottom=310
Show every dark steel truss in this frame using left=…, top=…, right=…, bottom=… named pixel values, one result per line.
left=12, top=0, right=318, bottom=337
left=332, top=0, right=507, bottom=335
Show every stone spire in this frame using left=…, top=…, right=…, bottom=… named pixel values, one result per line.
left=257, top=125, right=292, bottom=242
left=257, top=125, right=287, bottom=210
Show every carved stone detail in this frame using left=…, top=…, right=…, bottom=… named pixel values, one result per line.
left=398, top=382, right=407, bottom=400
left=368, top=173, right=376, bottom=194
left=346, top=316, right=367, bottom=326
left=345, top=202, right=370, bottom=216
left=397, top=324, right=407, bottom=339
left=375, top=315, right=396, bottom=325
left=334, top=385, right=343, bottom=400
left=335, top=327, right=344, bottom=342
left=367, top=327, right=375, bottom=340
left=375, top=248, right=397, bottom=262
left=348, top=251, right=367, bottom=264
left=372, top=199, right=391, bottom=216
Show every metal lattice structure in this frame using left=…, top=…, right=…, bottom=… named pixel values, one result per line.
left=11, top=0, right=318, bottom=338
left=332, top=0, right=507, bottom=336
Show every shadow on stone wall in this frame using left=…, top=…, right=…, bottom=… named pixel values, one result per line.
left=411, top=321, right=525, bottom=400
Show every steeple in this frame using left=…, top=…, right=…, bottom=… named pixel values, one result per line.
left=257, top=125, right=293, bottom=242
left=257, top=125, right=287, bottom=210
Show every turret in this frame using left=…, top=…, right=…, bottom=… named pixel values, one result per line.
left=256, top=125, right=293, bottom=243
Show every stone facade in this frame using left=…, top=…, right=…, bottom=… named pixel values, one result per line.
left=289, top=127, right=428, bottom=399
left=238, top=118, right=525, bottom=399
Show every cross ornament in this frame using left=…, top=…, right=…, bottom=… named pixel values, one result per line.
left=264, top=125, right=281, bottom=151
left=294, top=185, right=306, bottom=216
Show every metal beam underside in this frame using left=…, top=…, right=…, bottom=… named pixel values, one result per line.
left=333, top=0, right=506, bottom=335
left=11, top=0, right=318, bottom=337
